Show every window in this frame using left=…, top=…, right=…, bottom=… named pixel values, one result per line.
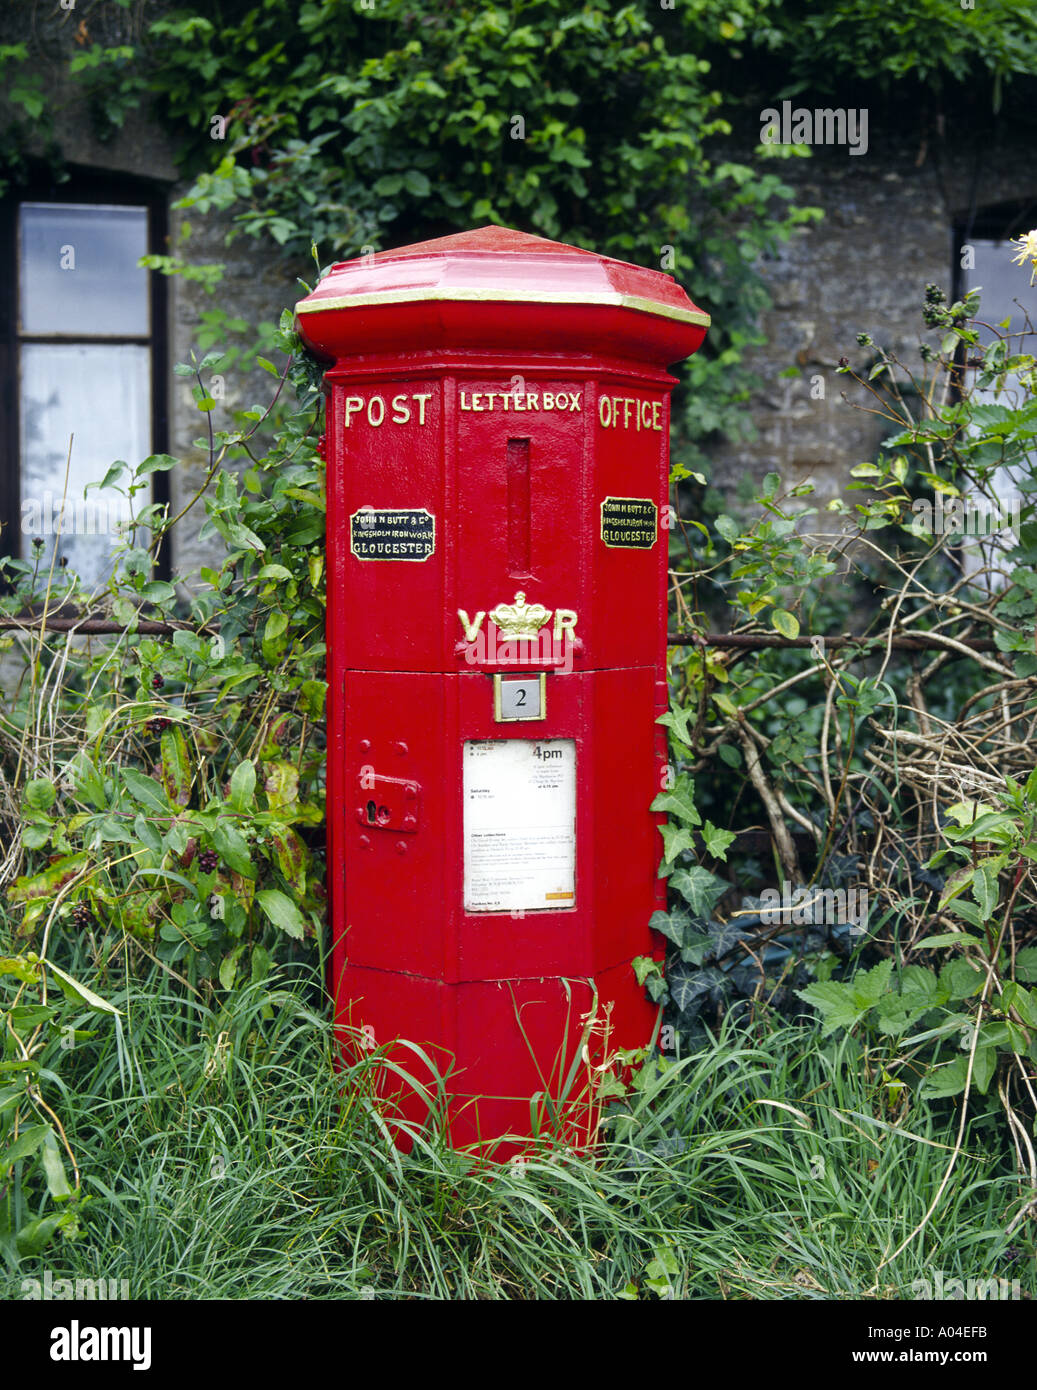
left=951, top=200, right=1037, bottom=581
left=0, top=171, right=169, bottom=589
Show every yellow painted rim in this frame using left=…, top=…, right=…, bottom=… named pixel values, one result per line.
left=296, top=285, right=710, bottom=328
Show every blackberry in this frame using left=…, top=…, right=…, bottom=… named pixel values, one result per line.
left=199, top=850, right=220, bottom=873
left=147, top=716, right=172, bottom=736
left=70, top=903, right=94, bottom=931
left=152, top=674, right=164, bottom=689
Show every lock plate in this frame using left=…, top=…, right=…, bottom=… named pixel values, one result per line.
left=355, top=773, right=421, bottom=833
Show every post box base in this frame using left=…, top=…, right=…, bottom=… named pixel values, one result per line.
left=333, top=960, right=657, bottom=1161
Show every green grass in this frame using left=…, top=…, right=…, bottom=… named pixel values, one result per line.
left=2, top=946, right=1033, bottom=1301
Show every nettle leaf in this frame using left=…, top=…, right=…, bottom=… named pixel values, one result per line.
left=1013, top=947, right=1037, bottom=982
left=2, top=1123, right=51, bottom=1168
left=852, top=957, right=894, bottom=1009
left=669, top=867, right=728, bottom=917
left=971, top=862, right=1000, bottom=920
left=796, top=980, right=865, bottom=1036
left=939, top=956, right=985, bottom=1001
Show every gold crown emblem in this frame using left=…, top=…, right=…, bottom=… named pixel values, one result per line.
left=488, top=591, right=551, bottom=639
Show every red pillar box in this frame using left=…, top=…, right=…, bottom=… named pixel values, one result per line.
left=296, top=226, right=708, bottom=1157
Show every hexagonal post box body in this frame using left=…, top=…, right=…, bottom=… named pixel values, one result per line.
left=296, top=226, right=708, bottom=1157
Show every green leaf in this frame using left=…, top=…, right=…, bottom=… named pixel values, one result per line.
left=648, top=909, right=690, bottom=948
left=852, top=957, right=893, bottom=1009
left=137, top=453, right=179, bottom=475
left=656, top=822, right=696, bottom=868
left=668, top=866, right=728, bottom=916
left=939, top=956, right=985, bottom=1001
left=160, top=725, right=193, bottom=808
left=2, top=1123, right=51, bottom=1167
left=971, top=863, right=1000, bottom=921
left=649, top=774, right=701, bottom=827
left=771, top=609, right=800, bottom=640
left=40, top=1130, right=72, bottom=1200
left=121, top=768, right=171, bottom=814
left=919, top=1055, right=970, bottom=1099
left=211, top=822, right=254, bottom=879
left=914, top=931, right=980, bottom=950
left=796, top=981, right=864, bottom=1036
left=1013, top=947, right=1037, bottom=982
left=256, top=888, right=305, bottom=940
left=24, top=778, right=56, bottom=812
left=45, top=960, right=122, bottom=1015
left=262, top=610, right=290, bottom=665
left=228, top=759, right=257, bottom=812
left=15, top=1214, right=63, bottom=1257
left=701, top=820, right=736, bottom=861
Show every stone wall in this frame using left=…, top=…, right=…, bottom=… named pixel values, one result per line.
left=0, top=3, right=294, bottom=589
left=704, top=120, right=1037, bottom=508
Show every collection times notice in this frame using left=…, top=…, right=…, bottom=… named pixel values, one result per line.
left=463, top=740, right=576, bottom=912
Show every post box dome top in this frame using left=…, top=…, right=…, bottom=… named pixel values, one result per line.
left=295, top=225, right=709, bottom=367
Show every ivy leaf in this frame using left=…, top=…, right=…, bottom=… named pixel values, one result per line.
left=648, top=908, right=690, bottom=948
left=669, top=866, right=728, bottom=916
left=656, top=822, right=697, bottom=869
left=667, top=963, right=726, bottom=1016
left=701, top=820, right=736, bottom=861
left=650, top=774, right=701, bottom=827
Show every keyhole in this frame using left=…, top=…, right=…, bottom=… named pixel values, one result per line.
left=366, top=800, right=376, bottom=824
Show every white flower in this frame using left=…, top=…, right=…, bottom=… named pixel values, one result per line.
left=1009, top=229, right=1037, bottom=284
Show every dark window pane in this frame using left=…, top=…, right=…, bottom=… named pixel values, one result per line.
left=20, top=203, right=149, bottom=337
